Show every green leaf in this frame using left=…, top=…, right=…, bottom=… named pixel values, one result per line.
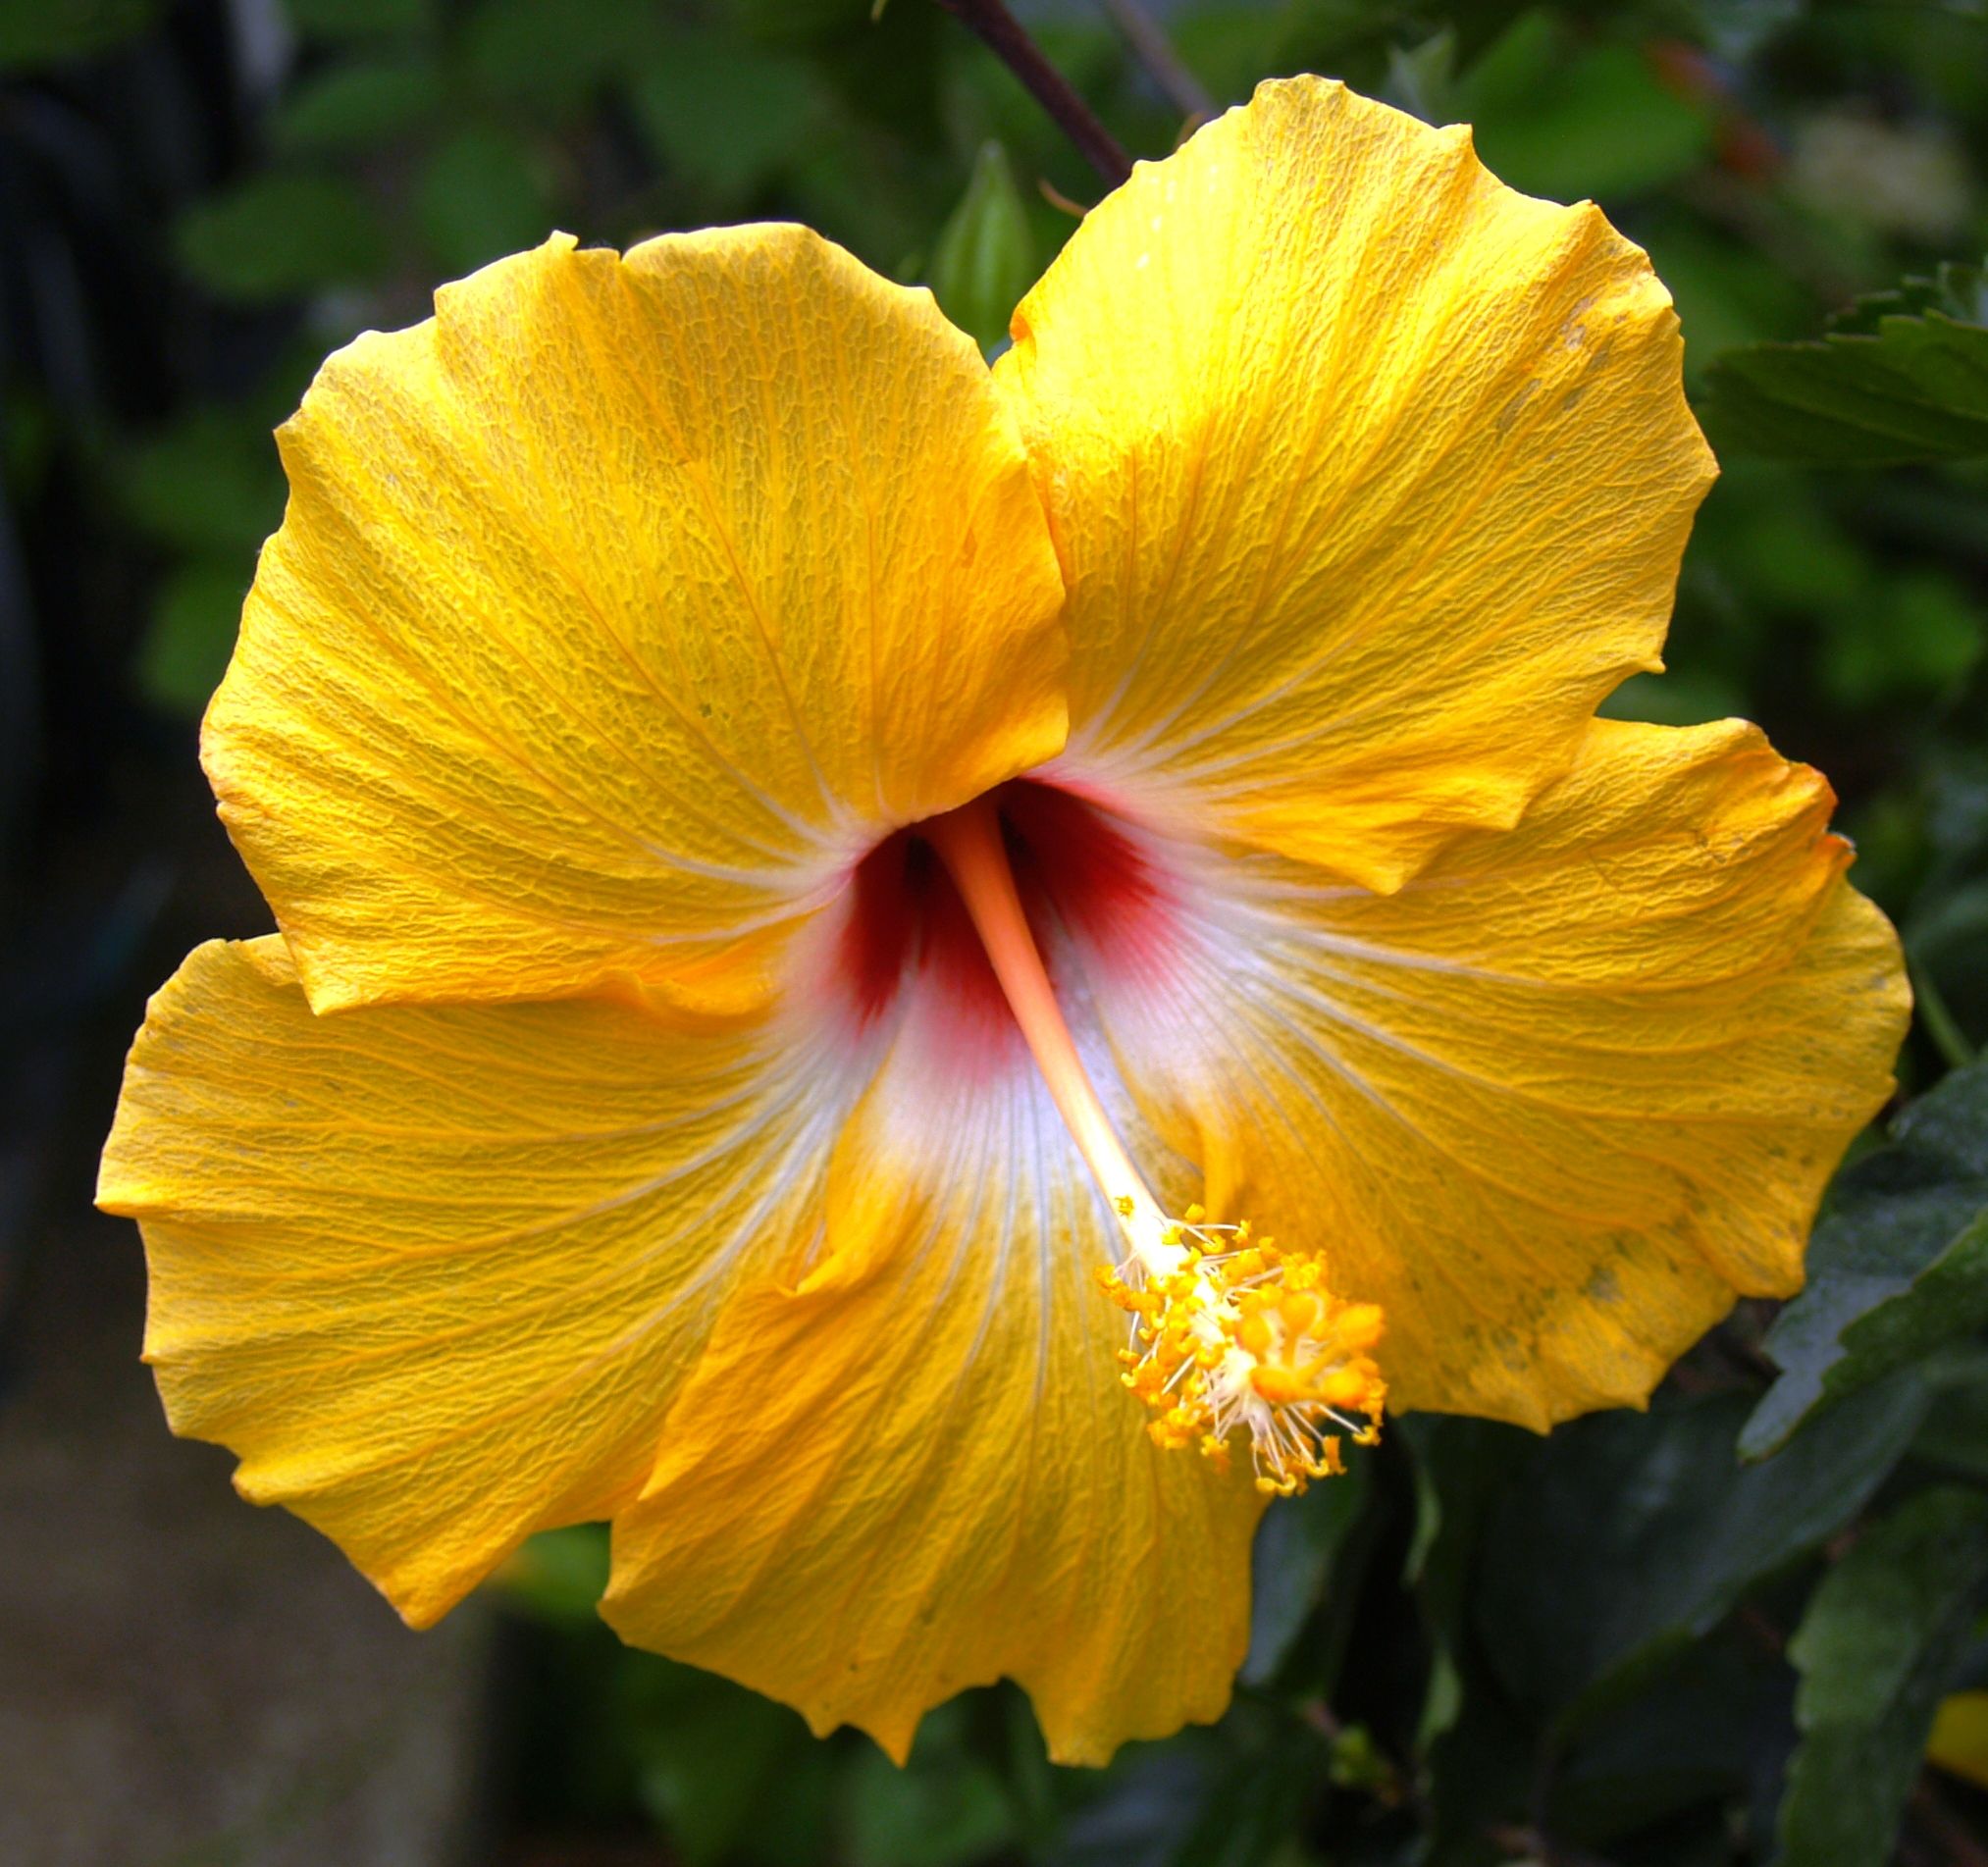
left=1400, top=1417, right=1535, bottom=1747
left=1777, top=1488, right=1988, bottom=1866
left=0, top=0, right=155, bottom=70
left=121, top=410, right=285, bottom=556
left=1460, top=24, right=1715, bottom=202
left=1818, top=567, right=1988, bottom=707
left=926, top=142, right=1036, bottom=358
left=635, top=1672, right=824, bottom=1867
left=843, top=1704, right=1013, bottom=1867
left=1826, top=259, right=1988, bottom=336
left=415, top=128, right=551, bottom=277
left=1701, top=297, right=1988, bottom=466
left=1240, top=1454, right=1371, bottom=1686
left=285, top=0, right=434, bottom=40
left=1477, top=1383, right=1927, bottom=1722
left=1742, top=1058, right=1988, bottom=1459
left=1166, top=1718, right=1322, bottom=1867
left=463, top=0, right=656, bottom=112
left=271, top=59, right=446, bottom=154
left=134, top=561, right=244, bottom=717
left=176, top=172, right=391, bottom=302
left=1549, top=1637, right=1782, bottom=1848
left=491, top=1523, right=611, bottom=1625
left=623, top=28, right=823, bottom=203
left=1910, top=1349, right=1988, bottom=1481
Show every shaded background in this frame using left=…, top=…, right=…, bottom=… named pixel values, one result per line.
left=3, top=0, right=1987, bottom=1862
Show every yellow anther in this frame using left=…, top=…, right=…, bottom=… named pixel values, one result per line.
left=1098, top=1203, right=1386, bottom=1496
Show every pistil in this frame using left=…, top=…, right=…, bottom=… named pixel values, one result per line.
left=922, top=798, right=1180, bottom=1274
left=925, top=796, right=1385, bottom=1493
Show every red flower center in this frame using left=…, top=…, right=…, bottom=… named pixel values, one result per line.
left=835, top=779, right=1177, bottom=1059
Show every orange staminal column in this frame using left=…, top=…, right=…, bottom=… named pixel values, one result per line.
left=925, top=795, right=1386, bottom=1495
left=922, top=797, right=1180, bottom=1276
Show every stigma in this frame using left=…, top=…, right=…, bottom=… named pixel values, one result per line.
left=922, top=795, right=1385, bottom=1492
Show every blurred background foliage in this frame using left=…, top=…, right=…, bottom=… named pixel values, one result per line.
left=5, top=0, right=1988, bottom=1862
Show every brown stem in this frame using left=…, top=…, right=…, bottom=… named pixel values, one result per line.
left=1099, top=0, right=1213, bottom=127
left=933, top=0, right=1133, bottom=188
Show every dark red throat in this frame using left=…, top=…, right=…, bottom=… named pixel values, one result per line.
left=836, top=780, right=1173, bottom=1049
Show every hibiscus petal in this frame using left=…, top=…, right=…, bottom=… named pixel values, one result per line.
left=1101, top=720, right=1908, bottom=1428
left=996, top=77, right=1713, bottom=891
left=602, top=1016, right=1260, bottom=1767
left=96, top=936, right=843, bottom=1624
left=210, top=227, right=1066, bottom=1014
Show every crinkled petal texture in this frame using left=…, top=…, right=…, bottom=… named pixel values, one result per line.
left=997, top=77, right=1714, bottom=891
left=1086, top=721, right=1908, bottom=1428
left=210, top=226, right=1066, bottom=1015
left=98, top=937, right=1258, bottom=1763
left=97, top=937, right=844, bottom=1624
left=604, top=967, right=1260, bottom=1767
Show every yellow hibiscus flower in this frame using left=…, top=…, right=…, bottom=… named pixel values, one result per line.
left=98, top=78, right=1908, bottom=1766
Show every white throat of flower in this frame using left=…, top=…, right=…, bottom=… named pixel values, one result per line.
left=922, top=798, right=1386, bottom=1494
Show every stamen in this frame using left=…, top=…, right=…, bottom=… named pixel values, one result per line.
left=924, top=798, right=1385, bottom=1493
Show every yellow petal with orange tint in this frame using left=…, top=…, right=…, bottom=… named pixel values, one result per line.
left=1100, top=720, right=1908, bottom=1427
left=211, top=227, right=1066, bottom=1015
left=603, top=1010, right=1261, bottom=1767
left=997, top=78, right=1712, bottom=891
left=97, top=936, right=844, bottom=1624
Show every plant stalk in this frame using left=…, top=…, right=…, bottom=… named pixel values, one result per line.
left=933, top=0, right=1133, bottom=188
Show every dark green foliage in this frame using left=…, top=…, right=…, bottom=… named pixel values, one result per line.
left=175, top=172, right=392, bottom=301
left=1744, top=1059, right=1988, bottom=1458
left=1479, top=1384, right=1928, bottom=1722
left=0, top=0, right=155, bottom=69
left=1778, top=1489, right=1988, bottom=1863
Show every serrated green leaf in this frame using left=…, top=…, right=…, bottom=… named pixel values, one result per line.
left=176, top=172, right=391, bottom=302
left=926, top=141, right=1035, bottom=357
left=1478, top=1383, right=1926, bottom=1722
left=1742, top=1059, right=1988, bottom=1459
left=271, top=59, right=445, bottom=154
left=1777, top=1488, right=1988, bottom=1866
left=1702, top=303, right=1988, bottom=465
left=1826, top=259, right=1988, bottom=336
